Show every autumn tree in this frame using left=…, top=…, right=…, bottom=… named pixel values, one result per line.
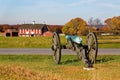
left=105, top=16, right=120, bottom=31
left=101, top=25, right=111, bottom=31
left=112, top=16, right=120, bottom=30
left=62, top=17, right=87, bottom=35
left=105, top=18, right=112, bottom=30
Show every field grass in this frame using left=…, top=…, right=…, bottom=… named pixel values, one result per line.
left=0, top=35, right=120, bottom=80
left=98, top=35, right=120, bottom=48
left=0, top=55, right=120, bottom=80
left=0, top=35, right=120, bottom=48
left=0, top=36, right=52, bottom=48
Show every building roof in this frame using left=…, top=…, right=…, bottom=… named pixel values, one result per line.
left=20, top=24, right=45, bottom=29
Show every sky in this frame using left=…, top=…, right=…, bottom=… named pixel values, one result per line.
left=0, top=0, right=120, bottom=25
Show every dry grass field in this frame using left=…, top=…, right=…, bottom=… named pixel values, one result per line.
left=0, top=55, right=120, bottom=80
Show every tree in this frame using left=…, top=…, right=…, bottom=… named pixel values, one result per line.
left=105, top=18, right=113, bottom=30
left=2, top=24, right=9, bottom=32
left=112, top=16, right=120, bottom=30
left=88, top=17, right=103, bottom=28
left=105, top=16, right=120, bottom=31
left=94, top=18, right=103, bottom=27
left=62, top=17, right=87, bottom=35
left=88, top=17, right=94, bottom=27
left=101, top=25, right=111, bottom=31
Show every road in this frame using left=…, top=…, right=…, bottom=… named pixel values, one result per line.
left=0, top=48, right=120, bottom=55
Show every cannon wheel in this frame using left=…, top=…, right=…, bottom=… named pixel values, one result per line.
left=52, top=32, right=61, bottom=64
left=86, top=32, right=98, bottom=64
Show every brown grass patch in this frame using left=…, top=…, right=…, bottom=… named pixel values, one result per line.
left=53, top=62, right=120, bottom=80
left=0, top=65, right=63, bottom=80
left=99, top=39, right=120, bottom=43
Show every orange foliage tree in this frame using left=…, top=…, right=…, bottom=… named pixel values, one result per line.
left=101, top=25, right=111, bottom=31
left=105, top=16, right=120, bottom=31
left=62, top=17, right=87, bottom=35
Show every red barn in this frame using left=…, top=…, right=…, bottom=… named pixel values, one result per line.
left=19, top=24, right=51, bottom=37
left=0, top=24, right=63, bottom=37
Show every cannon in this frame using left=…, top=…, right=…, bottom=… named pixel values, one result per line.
left=51, top=32, right=98, bottom=68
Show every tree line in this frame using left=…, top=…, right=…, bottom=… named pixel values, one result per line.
left=0, top=24, right=20, bottom=32
left=62, top=16, right=120, bottom=35
left=0, top=16, right=120, bottom=35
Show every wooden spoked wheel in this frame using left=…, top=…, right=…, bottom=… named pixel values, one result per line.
left=86, top=32, right=98, bottom=64
left=52, top=32, right=61, bottom=64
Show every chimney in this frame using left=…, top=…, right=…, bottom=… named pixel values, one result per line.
left=32, top=21, right=35, bottom=25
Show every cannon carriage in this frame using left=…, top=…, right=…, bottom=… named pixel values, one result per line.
left=51, top=32, right=98, bottom=68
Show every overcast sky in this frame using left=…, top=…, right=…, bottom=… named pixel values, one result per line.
left=0, top=0, right=120, bottom=25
